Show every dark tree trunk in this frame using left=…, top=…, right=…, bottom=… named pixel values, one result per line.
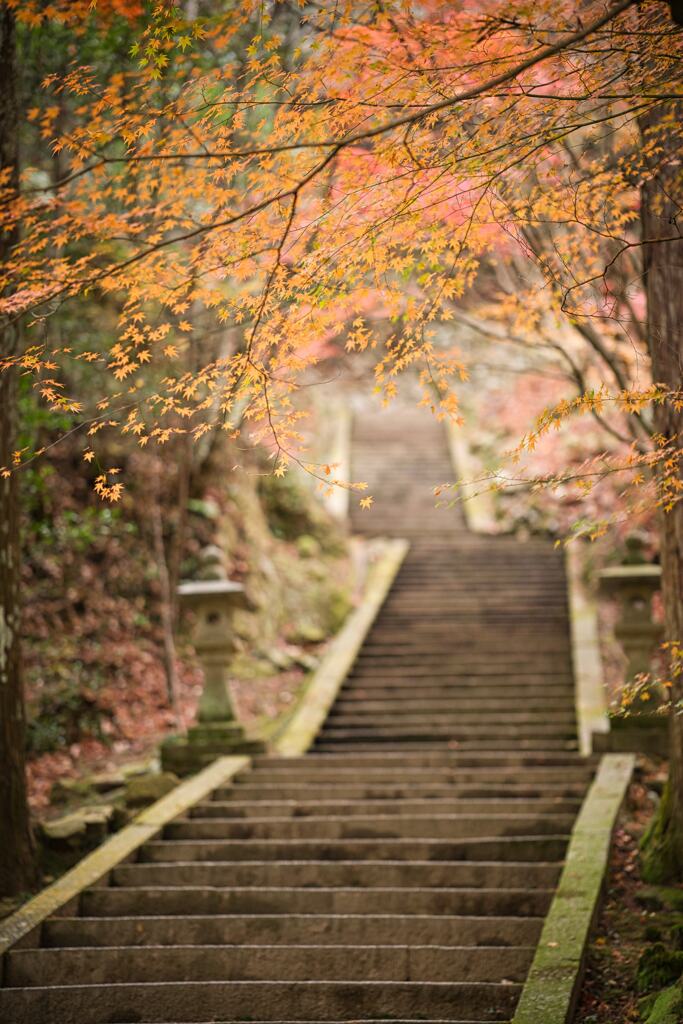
left=0, top=6, right=40, bottom=898
left=640, top=95, right=683, bottom=882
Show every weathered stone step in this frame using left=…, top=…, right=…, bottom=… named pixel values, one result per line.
left=244, top=767, right=592, bottom=785
left=314, top=740, right=579, bottom=752
left=223, top=783, right=588, bottom=801
left=140, top=836, right=568, bottom=863
left=331, top=698, right=571, bottom=711
left=352, top=655, right=569, bottom=666
left=348, top=664, right=572, bottom=674
left=376, top=602, right=567, bottom=609
left=81, top=885, right=554, bottom=918
left=113, top=1019, right=500, bottom=1024
left=165, top=813, right=575, bottom=841
left=345, top=670, right=574, bottom=682
left=253, top=752, right=590, bottom=768
left=111, top=859, right=562, bottom=890
left=337, top=688, right=575, bottom=701
left=195, top=798, right=581, bottom=818
left=359, top=635, right=569, bottom=646
left=369, top=621, right=565, bottom=629
left=318, top=724, right=576, bottom=739
left=0, top=978, right=521, bottom=1024
left=338, top=686, right=575, bottom=700
left=326, top=715, right=576, bottom=726
left=325, top=713, right=577, bottom=727
left=44, top=912, right=544, bottom=949
left=7, top=942, right=535, bottom=987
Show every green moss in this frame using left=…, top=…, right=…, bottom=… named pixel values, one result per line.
left=637, top=887, right=683, bottom=914
left=640, top=979, right=683, bottom=1024
left=671, top=922, right=683, bottom=951
left=641, top=781, right=683, bottom=884
left=636, top=943, right=683, bottom=993
left=258, top=472, right=346, bottom=555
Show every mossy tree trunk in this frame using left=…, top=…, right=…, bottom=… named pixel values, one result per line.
left=640, top=89, right=683, bottom=882
left=0, top=6, right=40, bottom=898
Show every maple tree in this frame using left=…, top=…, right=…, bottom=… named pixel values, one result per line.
left=1, top=0, right=682, bottom=893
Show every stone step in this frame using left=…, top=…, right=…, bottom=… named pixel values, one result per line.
left=325, top=711, right=577, bottom=724
left=357, top=640, right=570, bottom=650
left=0, top=979, right=520, bottom=1023
left=313, top=740, right=579, bottom=752
left=195, top=798, right=581, bottom=818
left=244, top=767, right=592, bottom=784
left=253, top=752, right=590, bottom=768
left=344, top=674, right=574, bottom=686
left=140, top=836, right=568, bottom=863
left=223, top=783, right=588, bottom=801
left=317, top=724, right=577, bottom=739
left=347, top=669, right=571, bottom=680
left=337, top=687, right=575, bottom=700
left=81, top=885, right=554, bottom=918
left=44, top=912, right=544, bottom=948
left=327, top=704, right=573, bottom=720
left=6, top=942, right=535, bottom=987
left=165, top=813, right=575, bottom=841
left=111, top=860, right=563, bottom=890
left=331, top=698, right=572, bottom=711
left=103, top=1019, right=499, bottom=1024
left=355, top=627, right=568, bottom=636
left=326, top=715, right=576, bottom=726
left=337, top=688, right=575, bottom=701
left=353, top=656, right=570, bottom=664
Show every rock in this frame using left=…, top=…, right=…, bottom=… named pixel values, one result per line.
left=41, top=805, right=114, bottom=849
left=125, top=772, right=179, bottom=808
left=290, top=621, right=325, bottom=644
left=49, top=778, right=95, bottom=804
left=120, top=756, right=159, bottom=779
left=290, top=649, right=319, bottom=671
left=89, top=771, right=126, bottom=793
left=267, top=647, right=295, bottom=670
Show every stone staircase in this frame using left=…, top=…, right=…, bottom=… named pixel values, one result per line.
left=0, top=406, right=593, bottom=1024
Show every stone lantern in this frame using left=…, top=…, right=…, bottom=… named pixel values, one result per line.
left=598, top=545, right=663, bottom=684
left=594, top=537, right=666, bottom=755
left=161, top=546, right=264, bottom=774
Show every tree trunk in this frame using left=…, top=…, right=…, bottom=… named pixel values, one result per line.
left=0, top=7, right=40, bottom=897
left=639, top=95, right=683, bottom=882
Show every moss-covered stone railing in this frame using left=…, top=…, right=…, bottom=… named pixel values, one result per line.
left=512, top=753, right=635, bottom=1024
